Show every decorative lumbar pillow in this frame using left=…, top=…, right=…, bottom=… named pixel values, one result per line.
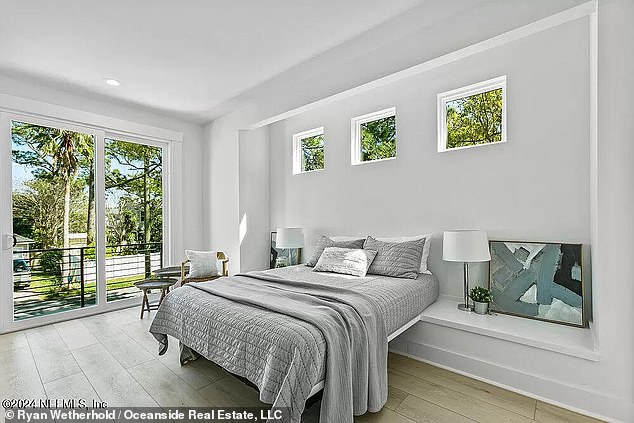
left=364, top=236, right=426, bottom=279
left=313, top=247, right=378, bottom=277
left=306, top=236, right=365, bottom=267
left=185, top=250, right=219, bottom=278
left=376, top=234, right=433, bottom=274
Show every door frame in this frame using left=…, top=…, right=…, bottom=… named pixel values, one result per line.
left=0, top=110, right=174, bottom=333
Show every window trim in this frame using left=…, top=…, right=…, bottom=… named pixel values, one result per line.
left=351, top=107, right=397, bottom=165
left=437, top=75, right=507, bottom=153
left=292, top=126, right=325, bottom=175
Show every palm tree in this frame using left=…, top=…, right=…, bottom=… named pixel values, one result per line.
left=12, top=122, right=93, bottom=285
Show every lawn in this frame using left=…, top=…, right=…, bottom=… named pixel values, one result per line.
left=23, top=273, right=147, bottom=301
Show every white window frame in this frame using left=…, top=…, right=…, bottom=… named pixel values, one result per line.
left=292, top=126, right=324, bottom=174
left=0, top=99, right=180, bottom=333
left=351, top=107, right=396, bottom=165
left=437, top=75, right=507, bottom=153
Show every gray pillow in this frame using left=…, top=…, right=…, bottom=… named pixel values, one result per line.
left=306, top=236, right=365, bottom=267
left=313, top=247, right=378, bottom=277
left=364, top=236, right=425, bottom=279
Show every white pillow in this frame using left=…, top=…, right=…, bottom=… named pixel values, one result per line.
left=314, top=247, right=378, bottom=277
left=185, top=250, right=219, bottom=278
left=375, top=234, right=433, bottom=275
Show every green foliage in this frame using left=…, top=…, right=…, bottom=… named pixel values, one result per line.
left=105, top=139, right=163, bottom=246
left=301, top=134, right=324, bottom=171
left=446, top=88, right=502, bottom=149
left=38, top=250, right=63, bottom=284
left=470, top=286, right=493, bottom=303
left=361, top=115, right=396, bottom=161
left=13, top=178, right=88, bottom=248
left=12, top=121, right=94, bottom=182
left=11, top=123, right=163, bottom=256
left=12, top=121, right=94, bottom=248
left=106, top=200, right=139, bottom=246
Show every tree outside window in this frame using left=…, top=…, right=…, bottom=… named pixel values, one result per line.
left=438, top=76, right=507, bottom=152
left=360, top=115, right=396, bottom=162
left=300, top=134, right=324, bottom=172
left=446, top=88, right=503, bottom=149
left=293, top=127, right=324, bottom=174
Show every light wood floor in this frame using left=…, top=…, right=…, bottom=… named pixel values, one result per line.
left=0, top=306, right=602, bottom=423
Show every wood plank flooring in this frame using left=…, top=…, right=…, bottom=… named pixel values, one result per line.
left=0, top=306, right=603, bottom=422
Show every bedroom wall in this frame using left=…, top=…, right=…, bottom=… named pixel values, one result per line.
left=209, top=1, right=633, bottom=420
left=239, top=127, right=271, bottom=272
left=202, top=0, right=588, bottom=274
left=269, top=18, right=591, bottom=299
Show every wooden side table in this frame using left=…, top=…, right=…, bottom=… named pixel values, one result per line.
left=134, top=278, right=177, bottom=319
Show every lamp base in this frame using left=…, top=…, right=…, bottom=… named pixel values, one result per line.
left=458, top=303, right=473, bottom=312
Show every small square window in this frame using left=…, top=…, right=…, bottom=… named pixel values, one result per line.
left=293, top=127, right=324, bottom=174
left=438, top=75, right=507, bottom=152
left=351, top=107, right=396, bottom=165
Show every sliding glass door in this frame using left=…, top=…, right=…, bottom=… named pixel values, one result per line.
left=0, top=113, right=168, bottom=330
left=9, top=120, right=98, bottom=320
left=104, top=138, right=164, bottom=303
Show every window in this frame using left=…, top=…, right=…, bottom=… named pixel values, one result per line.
left=6, top=116, right=168, bottom=324
left=437, top=75, right=506, bottom=152
left=351, top=107, right=396, bottom=165
left=293, top=127, right=324, bottom=174
left=105, top=138, right=164, bottom=302
left=11, top=120, right=97, bottom=319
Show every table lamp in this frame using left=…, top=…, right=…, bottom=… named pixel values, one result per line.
left=443, top=230, right=491, bottom=312
left=276, top=228, right=305, bottom=266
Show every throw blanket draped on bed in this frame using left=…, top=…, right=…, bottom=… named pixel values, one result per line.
left=149, top=273, right=388, bottom=423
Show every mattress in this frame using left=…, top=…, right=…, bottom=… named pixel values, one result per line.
left=261, top=265, right=439, bottom=334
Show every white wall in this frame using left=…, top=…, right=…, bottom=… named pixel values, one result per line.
left=239, top=127, right=270, bottom=272
left=205, top=1, right=633, bottom=420
left=269, top=19, right=591, bottom=298
left=204, top=0, right=591, bottom=275
left=592, top=0, right=634, bottom=419
left=0, top=75, right=206, bottom=259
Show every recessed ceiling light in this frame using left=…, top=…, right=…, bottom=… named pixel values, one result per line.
left=104, top=78, right=121, bottom=87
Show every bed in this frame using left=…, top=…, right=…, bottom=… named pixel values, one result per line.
left=149, top=264, right=439, bottom=422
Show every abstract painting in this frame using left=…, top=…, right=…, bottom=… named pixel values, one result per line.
left=488, top=241, right=586, bottom=327
left=270, top=232, right=299, bottom=269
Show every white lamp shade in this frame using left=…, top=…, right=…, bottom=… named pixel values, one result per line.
left=276, top=228, right=305, bottom=249
left=443, top=230, right=491, bottom=262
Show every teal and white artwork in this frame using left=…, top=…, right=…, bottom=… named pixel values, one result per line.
left=489, top=241, right=586, bottom=327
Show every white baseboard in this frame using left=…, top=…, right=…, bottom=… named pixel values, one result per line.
left=390, top=339, right=630, bottom=423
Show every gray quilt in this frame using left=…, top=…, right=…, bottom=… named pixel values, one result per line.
left=149, top=266, right=439, bottom=422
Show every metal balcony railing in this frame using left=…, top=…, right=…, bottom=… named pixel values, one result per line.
left=12, top=242, right=162, bottom=320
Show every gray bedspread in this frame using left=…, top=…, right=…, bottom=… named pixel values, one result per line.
left=149, top=266, right=439, bottom=422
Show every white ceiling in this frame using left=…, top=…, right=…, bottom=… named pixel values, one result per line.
left=0, top=0, right=424, bottom=123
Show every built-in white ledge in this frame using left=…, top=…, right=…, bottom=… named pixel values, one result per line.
left=419, top=298, right=600, bottom=362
